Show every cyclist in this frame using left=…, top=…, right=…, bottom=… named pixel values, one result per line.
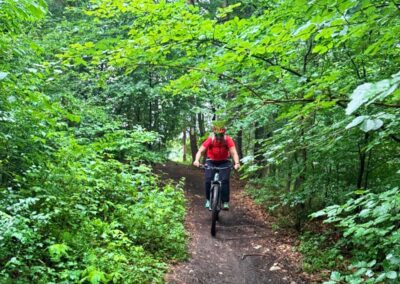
left=193, top=123, right=240, bottom=210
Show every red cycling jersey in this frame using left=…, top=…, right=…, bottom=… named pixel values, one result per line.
left=202, top=135, right=235, bottom=161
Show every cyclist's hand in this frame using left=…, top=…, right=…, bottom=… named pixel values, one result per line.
left=234, top=163, right=240, bottom=170
left=193, top=160, right=201, bottom=167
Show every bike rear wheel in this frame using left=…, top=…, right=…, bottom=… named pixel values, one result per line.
left=210, top=184, right=220, bottom=236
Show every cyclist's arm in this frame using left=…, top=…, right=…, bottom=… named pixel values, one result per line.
left=193, top=145, right=207, bottom=167
left=229, top=146, right=240, bottom=169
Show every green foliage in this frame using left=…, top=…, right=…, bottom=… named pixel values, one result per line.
left=0, top=133, right=186, bottom=282
left=0, top=0, right=47, bottom=33
left=0, top=1, right=187, bottom=282
left=91, top=128, right=163, bottom=162
left=48, top=243, right=70, bottom=262
left=311, top=187, right=400, bottom=283
left=346, top=72, right=400, bottom=116
left=1, top=0, right=399, bottom=282
left=299, top=232, right=342, bottom=273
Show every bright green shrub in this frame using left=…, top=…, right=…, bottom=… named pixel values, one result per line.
left=1, top=0, right=186, bottom=283
left=116, top=182, right=187, bottom=260
left=0, top=129, right=186, bottom=283
left=312, top=187, right=400, bottom=284
left=299, top=232, right=342, bottom=273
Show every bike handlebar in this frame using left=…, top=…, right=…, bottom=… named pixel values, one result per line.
left=198, top=164, right=234, bottom=170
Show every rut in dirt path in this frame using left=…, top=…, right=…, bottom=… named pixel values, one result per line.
left=157, top=162, right=312, bottom=284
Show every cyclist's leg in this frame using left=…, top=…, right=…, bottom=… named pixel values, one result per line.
left=204, top=160, right=214, bottom=202
left=219, top=161, right=231, bottom=203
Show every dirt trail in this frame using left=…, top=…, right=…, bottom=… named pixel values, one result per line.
left=156, top=162, right=313, bottom=284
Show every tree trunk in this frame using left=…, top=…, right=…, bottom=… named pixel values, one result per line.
left=357, top=133, right=369, bottom=189
left=294, top=124, right=308, bottom=232
left=254, top=122, right=265, bottom=176
left=364, top=149, right=372, bottom=189
left=148, top=101, right=152, bottom=130
left=198, top=113, right=205, bottom=137
left=212, top=106, right=217, bottom=121
left=236, top=129, right=243, bottom=159
left=294, top=122, right=308, bottom=191
left=189, top=116, right=198, bottom=162
left=148, top=70, right=153, bottom=131
left=182, top=129, right=187, bottom=162
left=154, top=99, right=159, bottom=133
left=254, top=122, right=264, bottom=164
left=286, top=157, right=292, bottom=192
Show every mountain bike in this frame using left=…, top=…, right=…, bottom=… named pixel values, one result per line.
left=201, top=164, right=233, bottom=237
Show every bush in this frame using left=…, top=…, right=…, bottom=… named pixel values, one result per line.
left=0, top=132, right=187, bottom=283
left=311, top=187, right=400, bottom=284
left=299, top=232, right=342, bottom=273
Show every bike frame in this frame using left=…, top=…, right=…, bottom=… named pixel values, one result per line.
left=210, top=168, right=223, bottom=211
left=201, top=164, right=233, bottom=236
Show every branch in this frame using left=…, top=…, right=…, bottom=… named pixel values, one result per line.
left=130, top=62, right=264, bottom=99
left=219, top=73, right=262, bottom=99
left=211, top=39, right=303, bottom=77
left=390, top=134, right=400, bottom=142
left=222, top=236, right=269, bottom=241
left=124, top=63, right=400, bottom=109
left=368, top=102, right=400, bottom=108
left=139, top=36, right=304, bottom=77
left=381, top=125, right=400, bottom=143
left=303, top=37, right=313, bottom=73
left=346, top=50, right=362, bottom=79
left=241, top=254, right=269, bottom=260
left=261, top=98, right=400, bottom=108
left=262, top=98, right=313, bottom=104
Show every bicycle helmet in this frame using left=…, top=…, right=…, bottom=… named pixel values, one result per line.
left=212, top=120, right=226, bottom=139
left=212, top=125, right=226, bottom=134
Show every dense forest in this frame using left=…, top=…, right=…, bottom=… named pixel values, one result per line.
left=0, top=0, right=399, bottom=283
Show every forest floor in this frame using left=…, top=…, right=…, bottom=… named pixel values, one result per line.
left=156, top=162, right=320, bottom=284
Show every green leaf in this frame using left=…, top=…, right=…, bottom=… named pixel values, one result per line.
left=346, top=83, right=374, bottom=115
left=346, top=73, right=400, bottom=114
left=367, top=260, right=376, bottom=267
left=386, top=271, right=397, bottom=280
left=313, top=45, right=329, bottom=54
left=294, top=21, right=316, bottom=40
left=360, top=118, right=383, bottom=132
left=375, top=273, right=386, bottom=282
left=0, top=72, right=8, bottom=80
left=310, top=210, right=327, bottom=218
left=330, top=271, right=341, bottom=281
left=88, top=269, right=106, bottom=284
left=28, top=3, right=46, bottom=18
left=387, top=254, right=400, bottom=265
left=346, top=116, right=367, bottom=130
left=66, top=113, right=81, bottom=123
left=48, top=243, right=69, bottom=262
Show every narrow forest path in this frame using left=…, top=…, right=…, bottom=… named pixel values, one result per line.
left=156, top=162, right=315, bottom=284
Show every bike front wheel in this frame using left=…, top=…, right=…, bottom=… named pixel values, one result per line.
left=210, top=184, right=220, bottom=236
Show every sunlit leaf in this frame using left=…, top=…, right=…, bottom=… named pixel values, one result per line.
left=345, top=116, right=367, bottom=129
left=360, top=118, right=383, bottom=132
left=0, top=72, right=8, bottom=80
